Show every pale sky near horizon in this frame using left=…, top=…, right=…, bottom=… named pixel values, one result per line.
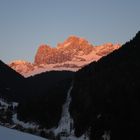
left=0, top=0, right=140, bottom=63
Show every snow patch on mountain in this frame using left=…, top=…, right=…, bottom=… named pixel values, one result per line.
left=52, top=86, right=89, bottom=140
left=102, top=131, right=111, bottom=140
left=63, top=42, right=71, bottom=48
left=0, top=98, right=18, bottom=110
left=53, top=86, right=73, bottom=136
left=12, top=114, right=39, bottom=129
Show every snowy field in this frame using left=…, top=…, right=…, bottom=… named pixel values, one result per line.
left=0, top=125, right=47, bottom=140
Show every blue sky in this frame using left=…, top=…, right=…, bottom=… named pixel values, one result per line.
left=0, top=0, right=140, bottom=63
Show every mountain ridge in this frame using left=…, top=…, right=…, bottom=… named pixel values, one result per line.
left=9, top=36, right=120, bottom=77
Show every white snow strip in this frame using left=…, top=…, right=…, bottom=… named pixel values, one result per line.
left=52, top=85, right=89, bottom=140
left=102, top=131, right=110, bottom=140
left=12, top=102, right=18, bottom=108
left=12, top=114, right=39, bottom=129
left=64, top=42, right=71, bottom=47
left=53, top=86, right=73, bottom=136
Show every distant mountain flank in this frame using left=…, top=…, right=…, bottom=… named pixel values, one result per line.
left=9, top=36, right=120, bottom=77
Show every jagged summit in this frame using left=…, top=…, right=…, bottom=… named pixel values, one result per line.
left=34, top=36, right=120, bottom=65
left=57, top=35, right=93, bottom=49
left=38, top=44, right=52, bottom=50
left=9, top=36, right=121, bottom=77
left=62, top=35, right=88, bottom=43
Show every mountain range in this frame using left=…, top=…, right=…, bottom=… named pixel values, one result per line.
left=0, top=31, right=140, bottom=140
left=9, top=36, right=120, bottom=77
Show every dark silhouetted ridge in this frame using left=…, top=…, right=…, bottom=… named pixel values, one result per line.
left=70, top=31, right=140, bottom=140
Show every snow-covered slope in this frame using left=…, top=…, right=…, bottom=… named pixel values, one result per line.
left=53, top=86, right=73, bottom=136
left=0, top=94, right=89, bottom=140
left=52, top=86, right=89, bottom=140
left=0, top=125, right=47, bottom=140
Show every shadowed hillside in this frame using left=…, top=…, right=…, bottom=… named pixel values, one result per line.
left=0, top=60, right=74, bottom=129
left=70, top=31, right=140, bottom=140
left=0, top=60, right=26, bottom=101
left=18, top=71, right=74, bottom=128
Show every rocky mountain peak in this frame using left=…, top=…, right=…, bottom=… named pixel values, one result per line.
left=57, top=36, right=93, bottom=50
left=36, top=44, right=52, bottom=55
left=65, top=35, right=88, bottom=44
left=34, top=36, right=96, bottom=65
left=9, top=36, right=121, bottom=77
left=34, top=44, right=54, bottom=65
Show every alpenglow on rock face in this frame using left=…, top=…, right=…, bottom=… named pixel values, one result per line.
left=34, top=36, right=94, bottom=65
left=34, top=36, right=120, bottom=65
left=9, top=60, right=34, bottom=75
left=9, top=36, right=120, bottom=77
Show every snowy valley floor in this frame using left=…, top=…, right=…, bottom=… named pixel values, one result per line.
left=0, top=125, right=90, bottom=140
left=0, top=125, right=47, bottom=140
